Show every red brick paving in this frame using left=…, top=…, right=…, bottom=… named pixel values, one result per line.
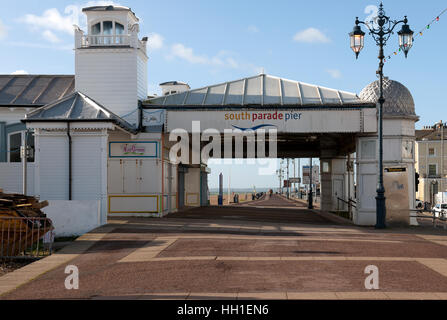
left=1, top=194, right=447, bottom=299
left=155, top=236, right=447, bottom=258
left=168, top=195, right=330, bottom=225
left=3, top=258, right=447, bottom=299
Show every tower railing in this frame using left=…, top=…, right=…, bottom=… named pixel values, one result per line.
left=80, top=34, right=131, bottom=47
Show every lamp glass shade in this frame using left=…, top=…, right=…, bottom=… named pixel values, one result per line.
left=349, top=25, right=365, bottom=57
left=398, top=24, right=414, bottom=57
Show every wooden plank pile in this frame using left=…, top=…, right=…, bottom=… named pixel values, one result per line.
left=0, top=192, right=49, bottom=218
left=0, top=190, right=53, bottom=257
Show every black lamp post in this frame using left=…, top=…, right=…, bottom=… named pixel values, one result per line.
left=308, top=158, right=313, bottom=209
left=350, top=2, right=413, bottom=229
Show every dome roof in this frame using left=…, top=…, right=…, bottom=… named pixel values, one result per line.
left=359, top=78, right=415, bottom=117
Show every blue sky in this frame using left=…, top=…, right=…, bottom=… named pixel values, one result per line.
left=0, top=0, right=446, bottom=188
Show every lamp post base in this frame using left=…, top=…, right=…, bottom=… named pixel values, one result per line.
left=375, top=189, right=386, bottom=229
left=308, top=191, right=314, bottom=210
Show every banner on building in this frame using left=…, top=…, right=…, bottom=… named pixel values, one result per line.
left=109, top=141, right=158, bottom=158
left=302, top=165, right=319, bottom=184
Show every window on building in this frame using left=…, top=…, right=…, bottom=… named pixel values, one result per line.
left=91, top=21, right=126, bottom=45
left=103, top=21, right=113, bottom=44
left=432, top=181, right=439, bottom=195
left=8, top=131, right=34, bottom=163
left=26, top=132, right=35, bottom=162
left=429, top=148, right=435, bottom=156
left=428, top=164, right=437, bottom=176
left=115, top=22, right=124, bottom=44
left=103, top=21, right=113, bottom=35
left=91, top=22, right=101, bottom=35
left=8, top=132, right=21, bottom=162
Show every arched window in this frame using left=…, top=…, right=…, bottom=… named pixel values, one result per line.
left=103, top=21, right=113, bottom=44
left=115, top=22, right=124, bottom=44
left=8, top=131, right=34, bottom=162
left=89, top=20, right=126, bottom=45
left=91, top=22, right=100, bottom=35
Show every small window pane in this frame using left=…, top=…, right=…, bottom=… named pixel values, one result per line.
left=433, top=182, right=439, bottom=194
left=115, top=22, right=124, bottom=44
left=9, top=132, right=21, bottom=162
left=322, top=161, right=330, bottom=173
left=103, top=21, right=113, bottom=35
left=103, top=21, right=113, bottom=44
left=26, top=132, right=35, bottom=162
left=91, top=23, right=100, bottom=35
left=115, top=23, right=124, bottom=34
left=429, top=148, right=435, bottom=156
left=429, top=164, right=437, bottom=176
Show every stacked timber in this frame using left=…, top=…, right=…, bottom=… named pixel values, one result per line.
left=0, top=191, right=53, bottom=257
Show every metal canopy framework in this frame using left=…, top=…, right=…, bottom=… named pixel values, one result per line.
left=145, top=74, right=366, bottom=107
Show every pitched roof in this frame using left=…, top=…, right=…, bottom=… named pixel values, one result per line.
left=416, top=127, right=447, bottom=141
left=0, top=75, right=74, bottom=107
left=145, top=74, right=367, bottom=107
left=24, top=91, right=137, bottom=133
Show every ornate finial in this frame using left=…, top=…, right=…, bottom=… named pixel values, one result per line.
left=378, top=2, right=386, bottom=19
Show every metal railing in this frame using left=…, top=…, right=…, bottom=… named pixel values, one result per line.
left=337, top=197, right=357, bottom=210
left=0, top=217, right=54, bottom=259
left=409, top=209, right=447, bottom=229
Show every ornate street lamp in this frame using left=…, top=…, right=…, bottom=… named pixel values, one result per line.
left=350, top=3, right=413, bottom=229
left=398, top=24, right=414, bottom=58
left=349, top=25, right=365, bottom=59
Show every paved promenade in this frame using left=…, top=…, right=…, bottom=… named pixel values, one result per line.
left=1, top=194, right=447, bottom=300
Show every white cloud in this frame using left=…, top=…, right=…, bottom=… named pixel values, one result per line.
left=147, top=33, right=164, bottom=50
left=170, top=43, right=221, bottom=65
left=168, top=43, right=262, bottom=75
left=0, top=19, right=7, bottom=39
left=171, top=43, right=207, bottom=64
left=293, top=27, right=330, bottom=43
left=326, top=69, right=342, bottom=79
left=11, top=70, right=28, bottom=75
left=17, top=2, right=119, bottom=50
left=20, top=8, right=76, bottom=35
left=226, top=57, right=239, bottom=69
left=43, top=30, right=60, bottom=43
left=247, top=25, right=259, bottom=33
left=18, top=1, right=119, bottom=36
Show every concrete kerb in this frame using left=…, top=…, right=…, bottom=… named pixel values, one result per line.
left=0, top=225, right=115, bottom=297
left=95, top=291, right=447, bottom=300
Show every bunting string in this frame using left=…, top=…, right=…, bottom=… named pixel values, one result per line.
left=383, top=7, right=447, bottom=63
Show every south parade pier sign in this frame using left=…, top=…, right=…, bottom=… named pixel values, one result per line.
left=224, top=111, right=302, bottom=122
left=166, top=108, right=377, bottom=133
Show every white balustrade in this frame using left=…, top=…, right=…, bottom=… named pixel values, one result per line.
left=80, top=34, right=131, bottom=47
